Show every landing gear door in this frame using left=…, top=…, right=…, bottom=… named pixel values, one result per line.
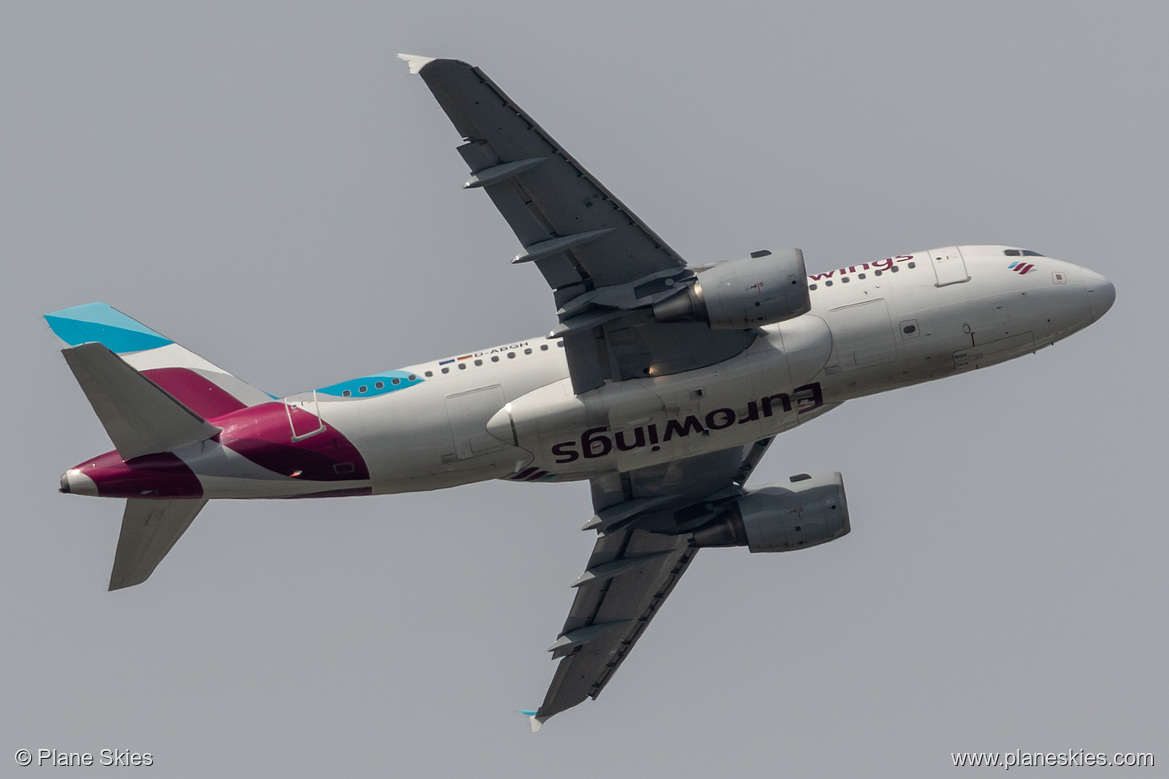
left=446, top=385, right=507, bottom=459
left=930, top=246, right=970, bottom=287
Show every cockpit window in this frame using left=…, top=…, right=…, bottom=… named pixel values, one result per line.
left=1004, top=249, right=1045, bottom=257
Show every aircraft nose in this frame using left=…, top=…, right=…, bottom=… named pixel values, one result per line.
left=1083, top=269, right=1116, bottom=321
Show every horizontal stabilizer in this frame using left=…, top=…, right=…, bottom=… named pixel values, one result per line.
left=110, top=498, right=208, bottom=590
left=62, top=342, right=221, bottom=460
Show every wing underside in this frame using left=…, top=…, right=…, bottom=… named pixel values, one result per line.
left=402, top=55, right=756, bottom=393
left=533, top=444, right=763, bottom=726
left=536, top=527, right=696, bottom=722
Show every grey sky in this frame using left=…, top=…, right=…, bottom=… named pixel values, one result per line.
left=3, top=1, right=1165, bottom=776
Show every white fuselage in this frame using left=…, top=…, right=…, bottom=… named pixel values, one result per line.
left=174, top=245, right=1110, bottom=500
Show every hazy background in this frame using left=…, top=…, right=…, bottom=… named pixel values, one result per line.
left=3, top=1, right=1164, bottom=775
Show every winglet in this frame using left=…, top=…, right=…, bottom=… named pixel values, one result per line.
left=517, top=709, right=544, bottom=733
left=396, top=53, right=436, bottom=75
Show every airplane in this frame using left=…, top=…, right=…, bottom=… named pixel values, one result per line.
left=47, top=54, right=1116, bottom=730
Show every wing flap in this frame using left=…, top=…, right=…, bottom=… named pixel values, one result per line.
left=109, top=498, right=208, bottom=590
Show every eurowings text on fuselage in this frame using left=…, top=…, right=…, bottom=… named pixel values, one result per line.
left=48, top=56, right=1115, bottom=728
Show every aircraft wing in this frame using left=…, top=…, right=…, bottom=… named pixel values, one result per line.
left=533, top=521, right=696, bottom=726
left=401, top=55, right=756, bottom=393
left=530, top=443, right=765, bottom=728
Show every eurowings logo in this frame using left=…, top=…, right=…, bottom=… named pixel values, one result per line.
left=1008, top=261, right=1037, bottom=275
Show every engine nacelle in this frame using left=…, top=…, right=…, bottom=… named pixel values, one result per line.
left=652, top=249, right=811, bottom=329
left=692, top=473, right=850, bottom=553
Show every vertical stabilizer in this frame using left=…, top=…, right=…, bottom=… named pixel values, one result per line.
left=46, top=303, right=271, bottom=417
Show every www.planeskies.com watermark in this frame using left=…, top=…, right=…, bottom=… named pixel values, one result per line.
left=952, top=749, right=1153, bottom=769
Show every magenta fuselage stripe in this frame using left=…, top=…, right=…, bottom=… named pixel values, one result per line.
left=216, top=403, right=370, bottom=482
left=75, top=451, right=203, bottom=499
left=69, top=402, right=371, bottom=498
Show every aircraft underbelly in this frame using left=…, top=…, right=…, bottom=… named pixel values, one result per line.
left=493, top=331, right=831, bottom=477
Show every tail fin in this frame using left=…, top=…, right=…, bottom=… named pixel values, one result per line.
left=45, top=303, right=271, bottom=418
left=110, top=498, right=207, bottom=590
left=46, top=304, right=236, bottom=589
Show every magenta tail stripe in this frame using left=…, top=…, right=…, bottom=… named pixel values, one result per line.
left=142, top=368, right=247, bottom=419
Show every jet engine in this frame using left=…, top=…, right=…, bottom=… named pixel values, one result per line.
left=652, top=249, right=811, bottom=329
left=691, top=472, right=850, bottom=553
